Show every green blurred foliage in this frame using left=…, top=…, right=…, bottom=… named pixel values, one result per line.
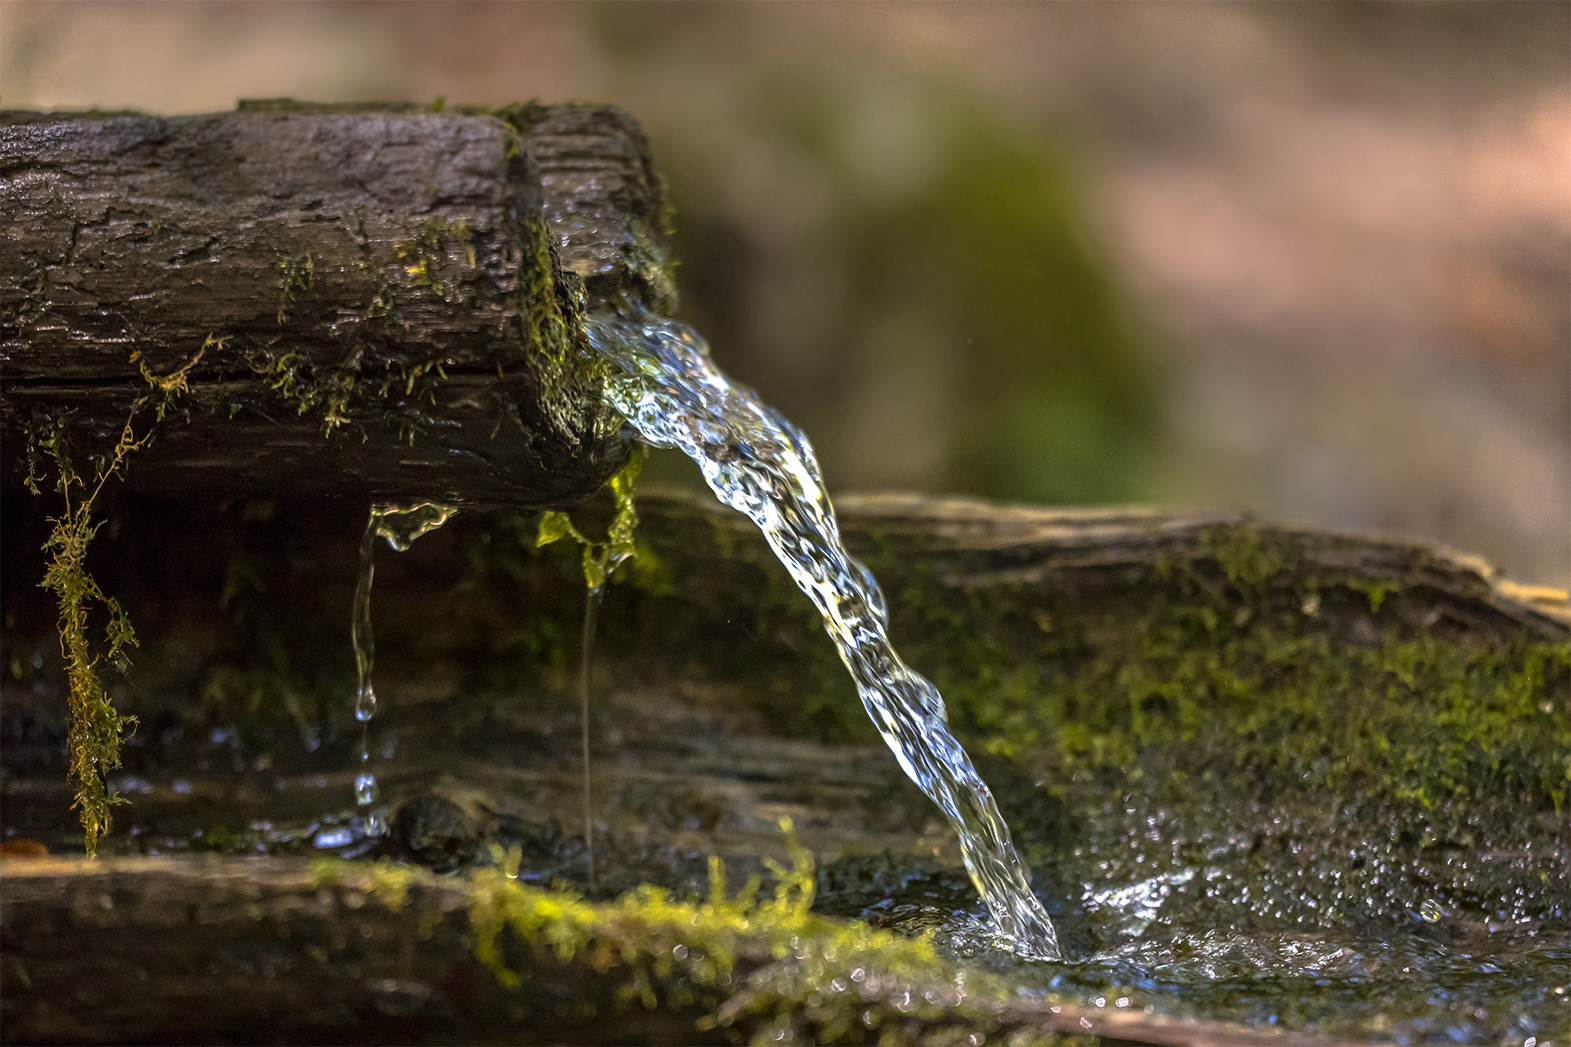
left=665, top=65, right=1162, bottom=504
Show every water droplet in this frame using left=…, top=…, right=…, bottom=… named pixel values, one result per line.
left=1419, top=898, right=1444, bottom=923
left=354, top=685, right=376, bottom=723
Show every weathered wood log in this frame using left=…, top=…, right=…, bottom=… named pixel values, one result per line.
left=0, top=102, right=673, bottom=505
left=0, top=856, right=1318, bottom=1046
left=1, top=492, right=1565, bottom=1043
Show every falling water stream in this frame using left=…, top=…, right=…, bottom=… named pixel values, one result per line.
left=350, top=502, right=458, bottom=838
left=586, top=304, right=1062, bottom=961
left=579, top=581, right=605, bottom=891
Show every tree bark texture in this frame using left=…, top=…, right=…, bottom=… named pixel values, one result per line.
left=0, top=102, right=673, bottom=505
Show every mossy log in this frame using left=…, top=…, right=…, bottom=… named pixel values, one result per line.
left=1, top=491, right=1566, bottom=1043
left=0, top=855, right=1314, bottom=1046
left=0, top=102, right=672, bottom=506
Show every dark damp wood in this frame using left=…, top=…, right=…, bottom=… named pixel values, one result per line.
left=0, top=856, right=1313, bottom=1047
left=0, top=494, right=1561, bottom=1043
left=0, top=102, right=672, bottom=506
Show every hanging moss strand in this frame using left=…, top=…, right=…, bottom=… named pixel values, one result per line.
left=37, top=408, right=147, bottom=855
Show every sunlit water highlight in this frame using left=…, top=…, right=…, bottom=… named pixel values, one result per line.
left=586, top=307, right=1060, bottom=960
left=350, top=502, right=457, bottom=837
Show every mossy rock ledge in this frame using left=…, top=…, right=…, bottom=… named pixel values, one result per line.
left=2, top=488, right=1566, bottom=1044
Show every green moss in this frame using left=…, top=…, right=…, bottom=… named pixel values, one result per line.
left=526, top=226, right=575, bottom=368
left=132, top=334, right=220, bottom=422
left=276, top=252, right=314, bottom=324
left=393, top=216, right=475, bottom=297
left=918, top=544, right=1570, bottom=812
left=980, top=618, right=1564, bottom=806
left=295, top=824, right=1082, bottom=1041
left=243, top=217, right=482, bottom=439
left=461, top=821, right=1059, bottom=1043
left=624, top=216, right=680, bottom=316
left=1348, top=576, right=1398, bottom=614
left=1197, top=523, right=1289, bottom=595
left=34, top=409, right=147, bottom=856
left=243, top=343, right=358, bottom=435
left=484, top=100, right=554, bottom=139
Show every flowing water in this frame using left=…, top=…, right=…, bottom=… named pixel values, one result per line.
left=349, top=502, right=458, bottom=838
left=579, top=581, right=606, bottom=891
left=586, top=305, right=1062, bottom=961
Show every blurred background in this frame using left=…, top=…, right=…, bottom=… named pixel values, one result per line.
left=4, top=1, right=1567, bottom=583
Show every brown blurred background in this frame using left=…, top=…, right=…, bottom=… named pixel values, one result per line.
left=4, top=1, right=1567, bottom=583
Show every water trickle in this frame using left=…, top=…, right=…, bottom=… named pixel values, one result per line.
left=350, top=502, right=457, bottom=838
left=579, top=581, right=605, bottom=891
left=585, top=306, right=1061, bottom=960
left=536, top=447, right=646, bottom=891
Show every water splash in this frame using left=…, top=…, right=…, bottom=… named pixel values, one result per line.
left=350, top=502, right=457, bottom=837
left=585, top=307, right=1061, bottom=960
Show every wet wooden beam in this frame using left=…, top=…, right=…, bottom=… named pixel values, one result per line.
left=0, top=102, right=673, bottom=506
left=0, top=856, right=1315, bottom=1046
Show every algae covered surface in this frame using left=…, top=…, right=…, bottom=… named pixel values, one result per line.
left=2, top=488, right=1566, bottom=1043
left=589, top=493, right=1571, bottom=1043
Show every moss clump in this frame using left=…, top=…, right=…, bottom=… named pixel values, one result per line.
left=275, top=252, right=314, bottom=324
left=131, top=334, right=221, bottom=422
left=463, top=821, right=1049, bottom=1043
left=928, top=562, right=1570, bottom=813
left=294, top=825, right=1085, bottom=1042
left=1195, top=523, right=1289, bottom=594
left=243, top=344, right=358, bottom=436
left=574, top=494, right=1566, bottom=928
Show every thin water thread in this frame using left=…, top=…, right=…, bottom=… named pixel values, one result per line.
left=349, top=502, right=457, bottom=841
left=580, top=582, right=605, bottom=891
left=351, top=509, right=384, bottom=837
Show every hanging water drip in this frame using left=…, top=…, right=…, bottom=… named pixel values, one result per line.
left=535, top=446, right=647, bottom=894
left=350, top=502, right=458, bottom=839
left=579, top=582, right=605, bottom=891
